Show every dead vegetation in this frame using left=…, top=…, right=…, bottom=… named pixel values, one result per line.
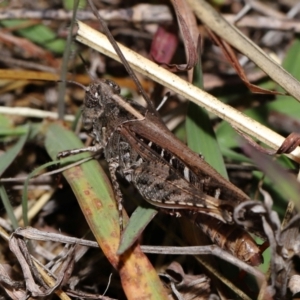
left=1, top=0, right=300, bottom=299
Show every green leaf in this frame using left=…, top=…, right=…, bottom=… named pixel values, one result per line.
left=0, top=124, right=30, bottom=177
left=0, top=125, right=29, bottom=137
left=0, top=113, right=13, bottom=129
left=244, top=144, right=300, bottom=212
left=63, top=0, right=86, bottom=10
left=216, top=106, right=269, bottom=151
left=45, top=122, right=121, bottom=252
left=118, top=206, right=158, bottom=255
left=0, top=20, right=66, bottom=54
left=45, top=39, right=67, bottom=54
left=0, top=125, right=30, bottom=228
left=0, top=114, right=29, bottom=139
left=265, top=37, right=300, bottom=120
left=281, top=37, right=300, bottom=83
left=44, top=122, right=168, bottom=299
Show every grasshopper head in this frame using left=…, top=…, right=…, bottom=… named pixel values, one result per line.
left=82, top=79, right=121, bottom=132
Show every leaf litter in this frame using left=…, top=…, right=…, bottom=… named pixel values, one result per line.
left=1, top=0, right=300, bottom=299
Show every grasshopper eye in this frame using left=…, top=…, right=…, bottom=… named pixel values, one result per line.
left=103, top=79, right=120, bottom=94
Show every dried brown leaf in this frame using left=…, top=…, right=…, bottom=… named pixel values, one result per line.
left=207, top=29, right=284, bottom=95
left=163, top=261, right=211, bottom=300
left=0, top=264, right=25, bottom=300
left=9, top=235, right=43, bottom=296
left=154, top=0, right=198, bottom=72
left=276, top=132, right=300, bottom=154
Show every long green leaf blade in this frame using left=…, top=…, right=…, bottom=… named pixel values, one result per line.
left=44, top=122, right=168, bottom=300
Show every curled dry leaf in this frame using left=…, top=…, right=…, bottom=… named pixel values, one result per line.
left=151, top=0, right=199, bottom=72
left=275, top=213, right=300, bottom=297
left=161, top=261, right=212, bottom=300
left=9, top=235, right=44, bottom=297
left=276, top=132, right=300, bottom=154
left=207, top=28, right=284, bottom=95
left=234, top=189, right=300, bottom=298
left=0, top=264, right=26, bottom=300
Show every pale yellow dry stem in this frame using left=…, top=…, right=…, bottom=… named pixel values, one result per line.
left=19, top=192, right=53, bottom=226
left=76, top=21, right=300, bottom=164
left=0, top=106, right=75, bottom=121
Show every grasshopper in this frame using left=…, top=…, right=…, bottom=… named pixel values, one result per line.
left=58, top=0, right=263, bottom=266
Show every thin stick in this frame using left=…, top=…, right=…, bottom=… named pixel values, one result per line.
left=16, top=227, right=264, bottom=281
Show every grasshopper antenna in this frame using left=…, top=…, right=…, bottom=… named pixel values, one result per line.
left=78, top=52, right=97, bottom=81
left=57, top=80, right=88, bottom=91
left=87, top=0, right=157, bottom=113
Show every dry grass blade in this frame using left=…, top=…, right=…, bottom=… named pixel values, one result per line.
left=0, top=106, right=75, bottom=121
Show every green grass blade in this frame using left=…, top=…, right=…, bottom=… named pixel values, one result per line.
left=186, top=58, right=228, bottom=178
left=58, top=0, right=79, bottom=119
left=0, top=185, right=18, bottom=229
left=0, top=124, right=29, bottom=228
left=0, top=124, right=29, bottom=177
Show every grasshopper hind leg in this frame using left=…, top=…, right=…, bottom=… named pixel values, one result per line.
left=108, top=159, right=124, bottom=231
